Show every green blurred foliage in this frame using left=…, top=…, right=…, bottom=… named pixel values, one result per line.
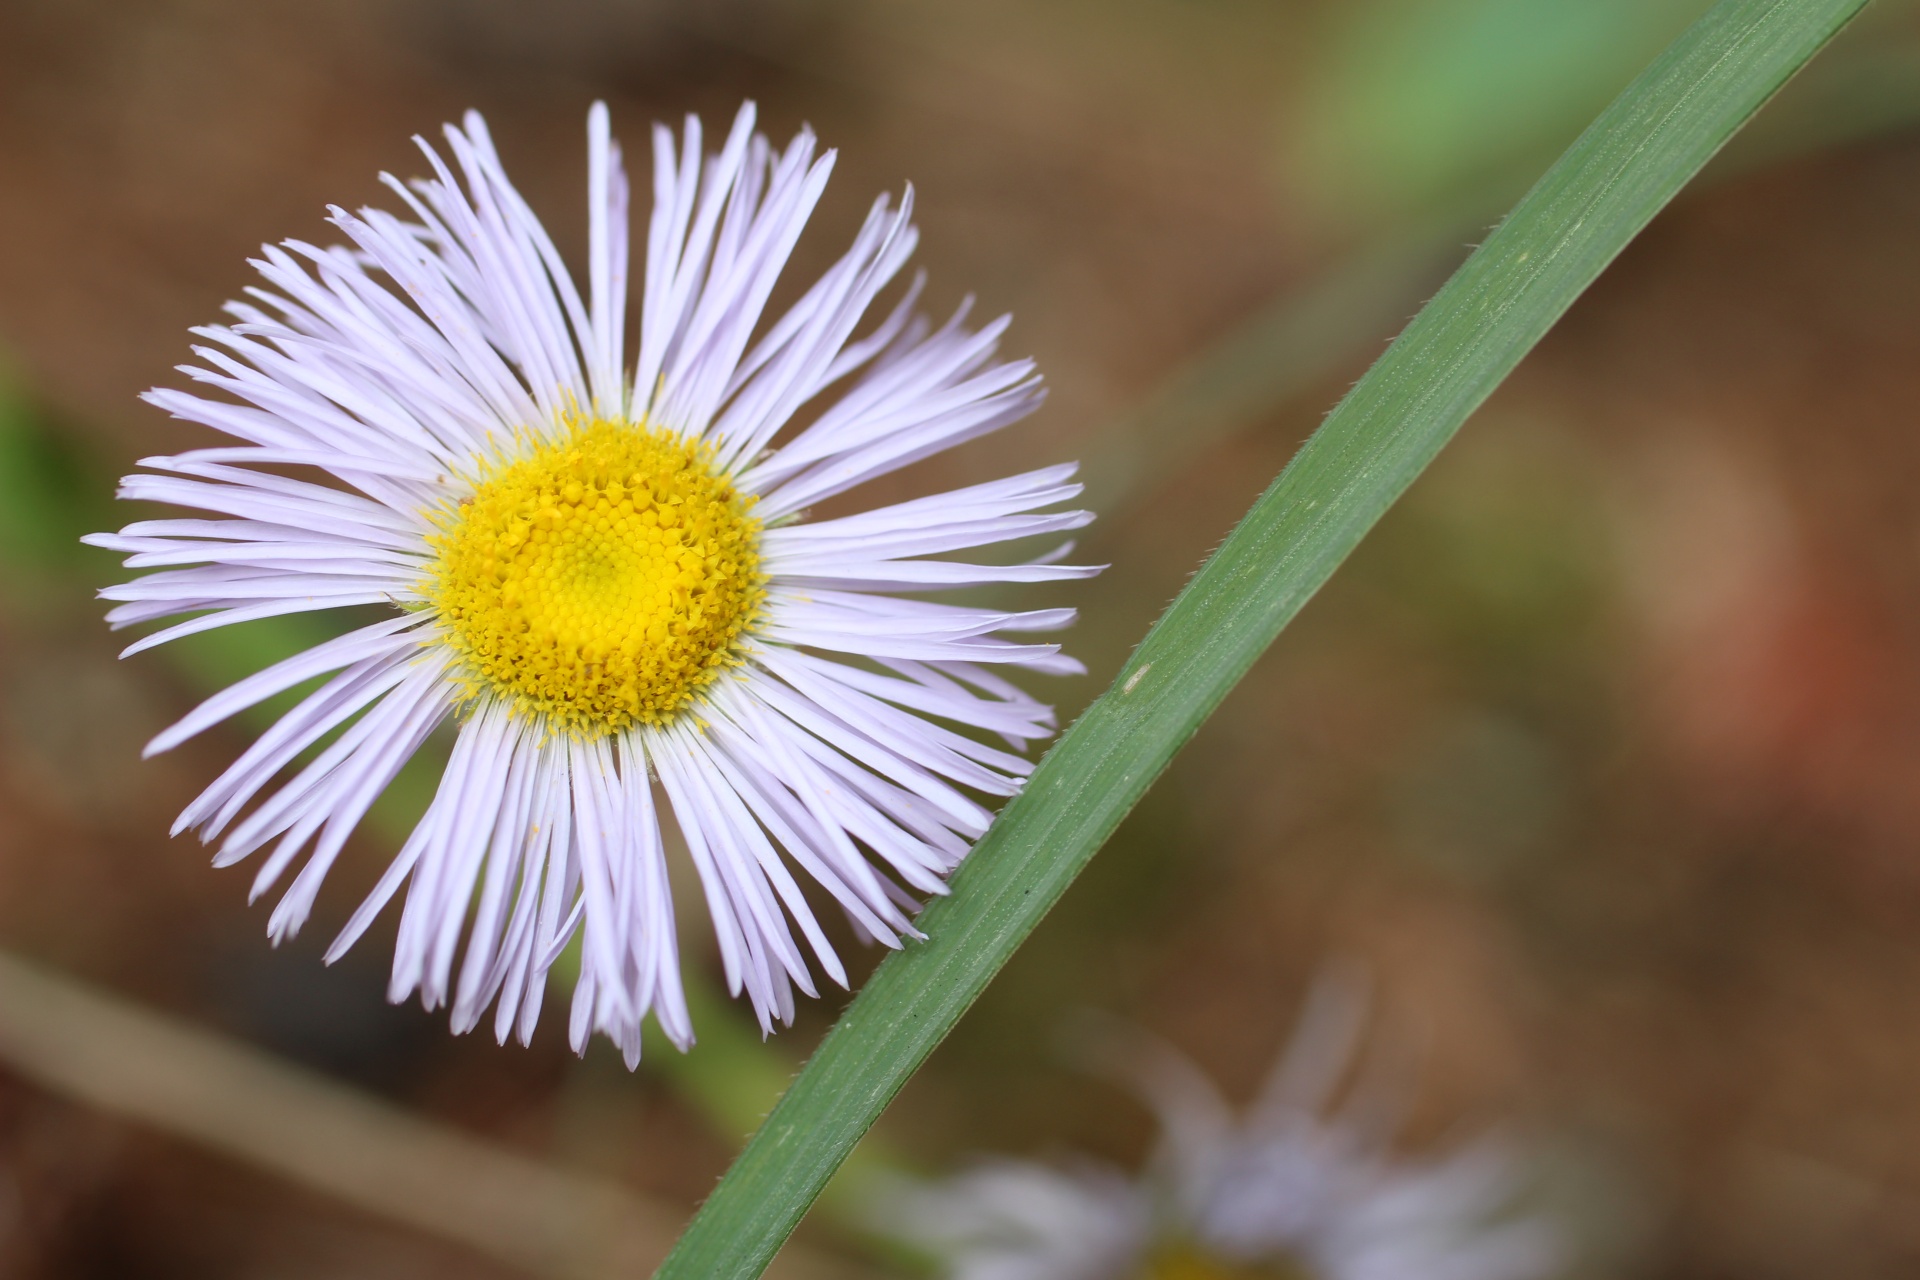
left=0, top=375, right=116, bottom=587
left=1365, top=413, right=1608, bottom=684
left=1290, top=0, right=1711, bottom=226
left=1354, top=414, right=1609, bottom=887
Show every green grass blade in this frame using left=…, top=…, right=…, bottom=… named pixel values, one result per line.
left=659, top=0, right=1869, bottom=1273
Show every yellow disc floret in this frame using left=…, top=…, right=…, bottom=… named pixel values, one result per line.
left=426, top=416, right=764, bottom=737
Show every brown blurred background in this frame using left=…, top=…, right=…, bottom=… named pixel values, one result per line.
left=6, top=0, right=1920, bottom=1276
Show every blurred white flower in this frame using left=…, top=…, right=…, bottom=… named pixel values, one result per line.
left=88, top=101, right=1094, bottom=1063
left=881, top=974, right=1560, bottom=1280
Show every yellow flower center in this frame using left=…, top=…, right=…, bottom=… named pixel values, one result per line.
left=426, top=416, right=764, bottom=737
left=1141, top=1244, right=1314, bottom=1280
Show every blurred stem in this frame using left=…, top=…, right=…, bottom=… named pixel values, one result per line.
left=0, top=949, right=861, bottom=1280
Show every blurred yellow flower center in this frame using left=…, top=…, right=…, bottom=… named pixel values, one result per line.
left=1142, top=1245, right=1313, bottom=1280
left=427, top=416, right=764, bottom=736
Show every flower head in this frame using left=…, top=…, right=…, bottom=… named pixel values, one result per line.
left=880, top=976, right=1560, bottom=1280
left=89, top=102, right=1096, bottom=1062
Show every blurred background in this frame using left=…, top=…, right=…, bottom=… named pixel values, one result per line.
left=5, top=0, right=1920, bottom=1276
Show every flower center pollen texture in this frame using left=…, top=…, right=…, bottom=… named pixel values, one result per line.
left=428, top=417, right=764, bottom=736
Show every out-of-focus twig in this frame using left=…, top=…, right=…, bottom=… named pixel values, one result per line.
left=0, top=949, right=854, bottom=1280
left=1078, top=19, right=1920, bottom=531
left=1076, top=229, right=1460, bottom=525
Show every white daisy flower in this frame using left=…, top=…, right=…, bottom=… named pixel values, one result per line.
left=881, top=977, right=1560, bottom=1280
left=87, top=102, right=1095, bottom=1064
